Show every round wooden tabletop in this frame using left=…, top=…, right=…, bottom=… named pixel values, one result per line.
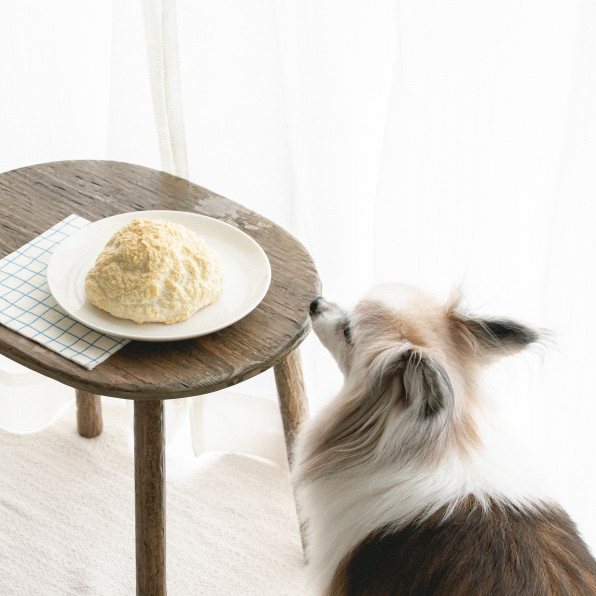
left=0, top=161, right=321, bottom=400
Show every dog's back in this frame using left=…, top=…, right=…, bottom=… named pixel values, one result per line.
left=330, top=497, right=596, bottom=596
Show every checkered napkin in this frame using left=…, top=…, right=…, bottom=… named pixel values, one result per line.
left=0, top=215, right=129, bottom=370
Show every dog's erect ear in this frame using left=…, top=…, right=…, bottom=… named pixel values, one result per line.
left=450, top=312, right=539, bottom=361
left=377, top=348, right=453, bottom=419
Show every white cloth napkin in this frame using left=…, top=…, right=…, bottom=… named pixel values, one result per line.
left=0, top=215, right=129, bottom=370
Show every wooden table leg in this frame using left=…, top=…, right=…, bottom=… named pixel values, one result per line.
left=76, top=390, right=103, bottom=438
left=134, top=399, right=166, bottom=596
left=274, top=348, right=309, bottom=556
left=274, top=348, right=308, bottom=461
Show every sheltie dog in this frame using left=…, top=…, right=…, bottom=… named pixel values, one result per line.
left=292, top=284, right=596, bottom=595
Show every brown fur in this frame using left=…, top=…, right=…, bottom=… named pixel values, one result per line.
left=329, top=497, right=596, bottom=596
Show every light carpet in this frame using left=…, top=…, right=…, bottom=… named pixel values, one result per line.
left=0, top=398, right=310, bottom=595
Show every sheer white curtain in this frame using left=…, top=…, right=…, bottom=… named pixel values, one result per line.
left=0, top=0, right=595, bottom=548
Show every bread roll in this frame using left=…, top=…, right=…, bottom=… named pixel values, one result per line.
left=85, top=218, right=224, bottom=324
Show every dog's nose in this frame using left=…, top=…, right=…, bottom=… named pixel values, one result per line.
left=310, top=297, right=324, bottom=315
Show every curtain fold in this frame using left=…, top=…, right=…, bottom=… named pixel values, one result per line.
left=141, top=0, right=188, bottom=178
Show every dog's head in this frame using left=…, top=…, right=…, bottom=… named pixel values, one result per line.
left=306, top=284, right=539, bottom=471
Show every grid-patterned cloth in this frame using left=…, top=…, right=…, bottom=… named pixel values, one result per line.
left=0, top=215, right=129, bottom=370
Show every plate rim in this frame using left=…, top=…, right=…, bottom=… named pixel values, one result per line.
left=46, top=210, right=271, bottom=341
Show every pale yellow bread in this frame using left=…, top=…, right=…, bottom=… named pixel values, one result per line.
left=85, top=218, right=224, bottom=324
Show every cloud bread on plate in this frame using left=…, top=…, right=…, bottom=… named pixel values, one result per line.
left=85, top=218, right=224, bottom=324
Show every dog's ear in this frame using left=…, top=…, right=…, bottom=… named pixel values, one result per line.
left=377, top=348, right=453, bottom=419
left=402, top=350, right=454, bottom=418
left=450, top=310, right=539, bottom=362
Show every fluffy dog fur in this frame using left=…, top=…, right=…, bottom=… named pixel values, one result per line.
left=292, top=284, right=596, bottom=595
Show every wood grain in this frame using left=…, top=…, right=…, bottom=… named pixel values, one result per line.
left=0, top=161, right=321, bottom=400
left=274, top=348, right=310, bottom=555
left=75, top=390, right=103, bottom=438
left=274, top=348, right=308, bottom=458
left=135, top=399, right=166, bottom=596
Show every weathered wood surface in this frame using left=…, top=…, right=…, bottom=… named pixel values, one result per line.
left=0, top=160, right=321, bottom=400
left=75, top=390, right=103, bottom=438
left=274, top=349, right=310, bottom=555
left=274, top=348, right=308, bottom=457
left=134, top=399, right=166, bottom=595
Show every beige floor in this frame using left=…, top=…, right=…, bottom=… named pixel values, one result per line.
left=0, top=397, right=309, bottom=596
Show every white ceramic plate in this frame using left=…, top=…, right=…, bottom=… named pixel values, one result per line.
left=47, top=211, right=271, bottom=341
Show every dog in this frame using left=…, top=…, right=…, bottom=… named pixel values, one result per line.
left=292, top=284, right=596, bottom=595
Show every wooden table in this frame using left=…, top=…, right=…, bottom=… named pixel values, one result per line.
left=0, top=160, right=320, bottom=595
